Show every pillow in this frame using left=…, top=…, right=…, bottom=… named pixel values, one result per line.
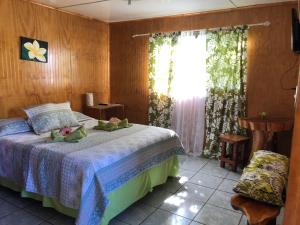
left=233, top=167, right=286, bottom=206
left=73, top=111, right=93, bottom=122
left=24, top=102, right=79, bottom=134
left=249, top=150, right=289, bottom=179
left=0, top=118, right=32, bottom=137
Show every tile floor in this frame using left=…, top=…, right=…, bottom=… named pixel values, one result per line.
left=0, top=156, right=285, bottom=225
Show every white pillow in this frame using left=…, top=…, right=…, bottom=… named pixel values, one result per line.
left=24, top=102, right=79, bottom=134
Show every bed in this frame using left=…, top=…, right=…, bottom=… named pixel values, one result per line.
left=0, top=117, right=184, bottom=225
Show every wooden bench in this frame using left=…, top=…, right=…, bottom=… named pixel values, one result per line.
left=219, top=134, right=250, bottom=172
left=231, top=194, right=280, bottom=225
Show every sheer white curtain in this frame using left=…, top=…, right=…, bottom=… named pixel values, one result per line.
left=171, top=31, right=207, bottom=156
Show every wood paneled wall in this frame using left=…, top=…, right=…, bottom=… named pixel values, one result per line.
left=110, top=2, right=299, bottom=126
left=0, top=0, right=109, bottom=117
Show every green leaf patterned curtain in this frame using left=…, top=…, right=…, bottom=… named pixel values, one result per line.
left=148, top=32, right=180, bottom=128
left=203, top=26, right=248, bottom=158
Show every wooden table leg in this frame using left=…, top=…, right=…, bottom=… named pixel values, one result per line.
left=266, top=131, right=275, bottom=151
left=250, top=130, right=266, bottom=158
left=220, top=141, right=226, bottom=168
left=232, top=143, right=238, bottom=172
left=250, top=130, right=275, bottom=159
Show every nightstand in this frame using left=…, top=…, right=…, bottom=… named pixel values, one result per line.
left=83, top=104, right=125, bottom=120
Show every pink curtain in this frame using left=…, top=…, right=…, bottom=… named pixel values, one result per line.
left=170, top=31, right=207, bottom=156
left=171, top=96, right=206, bottom=156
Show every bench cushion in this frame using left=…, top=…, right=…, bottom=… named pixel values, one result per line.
left=233, top=167, right=286, bottom=206
left=233, top=150, right=289, bottom=206
left=249, top=150, right=289, bottom=179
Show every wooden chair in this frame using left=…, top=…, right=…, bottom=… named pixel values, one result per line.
left=231, top=194, right=280, bottom=225
left=219, top=134, right=250, bottom=172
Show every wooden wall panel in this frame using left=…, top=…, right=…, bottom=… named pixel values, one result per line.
left=110, top=2, right=299, bottom=126
left=0, top=0, right=109, bottom=117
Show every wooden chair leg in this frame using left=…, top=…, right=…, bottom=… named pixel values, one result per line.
left=232, top=143, right=238, bottom=172
left=220, top=141, right=226, bottom=168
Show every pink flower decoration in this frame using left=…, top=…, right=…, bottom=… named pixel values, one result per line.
left=109, top=117, right=121, bottom=125
left=59, top=127, right=72, bottom=136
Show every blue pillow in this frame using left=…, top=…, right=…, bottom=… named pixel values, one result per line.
left=24, top=102, right=79, bottom=134
left=0, top=118, right=32, bottom=137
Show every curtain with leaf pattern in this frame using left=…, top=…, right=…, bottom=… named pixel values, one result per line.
left=148, top=27, right=248, bottom=157
left=148, top=32, right=180, bottom=128
left=148, top=31, right=208, bottom=156
left=203, top=26, right=248, bottom=158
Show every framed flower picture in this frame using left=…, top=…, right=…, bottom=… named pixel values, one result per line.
left=20, top=37, right=48, bottom=63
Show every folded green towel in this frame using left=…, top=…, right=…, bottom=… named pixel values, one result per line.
left=64, top=126, right=87, bottom=142
left=97, top=120, right=107, bottom=129
left=118, top=118, right=130, bottom=128
left=50, top=126, right=87, bottom=143
left=94, top=118, right=132, bottom=132
left=104, top=122, right=119, bottom=131
left=50, top=130, right=65, bottom=142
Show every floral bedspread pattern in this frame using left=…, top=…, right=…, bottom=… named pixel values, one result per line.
left=0, top=119, right=184, bottom=225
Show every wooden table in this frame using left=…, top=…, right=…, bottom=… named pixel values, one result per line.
left=239, top=117, right=293, bottom=157
left=83, top=104, right=125, bottom=120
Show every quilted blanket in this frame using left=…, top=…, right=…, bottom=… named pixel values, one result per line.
left=0, top=119, right=184, bottom=225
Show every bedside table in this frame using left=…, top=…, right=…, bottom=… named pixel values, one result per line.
left=83, top=104, right=125, bottom=120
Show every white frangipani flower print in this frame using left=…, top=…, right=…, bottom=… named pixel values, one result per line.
left=24, top=40, right=47, bottom=62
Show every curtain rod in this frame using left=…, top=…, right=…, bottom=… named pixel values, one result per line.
left=132, top=21, right=271, bottom=38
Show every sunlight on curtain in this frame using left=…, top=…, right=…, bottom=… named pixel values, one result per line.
left=171, top=32, right=207, bottom=100
left=148, top=34, right=178, bottom=128
left=151, top=32, right=207, bottom=99
left=171, top=31, right=207, bottom=156
left=148, top=31, right=207, bottom=155
left=149, top=28, right=248, bottom=157
left=153, top=44, right=173, bottom=96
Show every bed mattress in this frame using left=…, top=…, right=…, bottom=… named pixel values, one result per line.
left=0, top=119, right=184, bottom=225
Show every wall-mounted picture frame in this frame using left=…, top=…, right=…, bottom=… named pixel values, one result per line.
left=20, top=37, right=48, bottom=63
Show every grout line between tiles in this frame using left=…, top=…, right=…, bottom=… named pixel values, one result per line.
left=157, top=207, right=193, bottom=222
left=191, top=170, right=243, bottom=223
left=237, top=214, right=244, bottom=225
left=138, top=158, right=211, bottom=223
left=137, top=207, right=159, bottom=225
left=0, top=208, right=23, bottom=221
left=120, top=158, right=239, bottom=224
left=24, top=207, right=57, bottom=224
